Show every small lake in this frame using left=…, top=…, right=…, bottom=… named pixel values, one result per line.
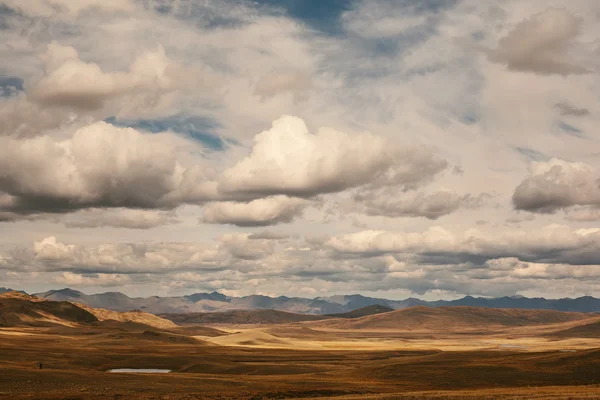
left=498, top=344, right=529, bottom=349
left=108, top=368, right=171, bottom=373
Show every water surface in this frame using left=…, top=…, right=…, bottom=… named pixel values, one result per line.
left=498, top=344, right=528, bottom=349
left=108, top=368, right=171, bottom=373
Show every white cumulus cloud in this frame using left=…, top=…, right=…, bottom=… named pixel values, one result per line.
left=202, top=196, right=309, bottom=226
left=219, top=115, right=447, bottom=198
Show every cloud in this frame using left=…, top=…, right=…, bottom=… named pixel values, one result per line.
left=555, top=103, right=590, bottom=117
left=564, top=206, right=600, bottom=222
left=219, top=115, right=448, bottom=198
left=0, top=114, right=449, bottom=221
left=513, top=158, right=600, bottom=213
left=2, top=1, right=600, bottom=299
left=2, top=0, right=136, bottom=18
left=488, top=8, right=588, bottom=75
left=326, top=224, right=600, bottom=265
left=0, top=42, right=212, bottom=138
left=33, top=236, right=74, bottom=261
left=201, top=196, right=309, bottom=226
left=4, top=232, right=292, bottom=275
left=254, top=69, right=312, bottom=99
left=0, top=94, right=75, bottom=138
left=353, top=189, right=489, bottom=220
left=55, top=271, right=130, bottom=287
left=218, top=232, right=277, bottom=261
left=4, top=224, right=600, bottom=298
left=247, top=230, right=290, bottom=240
left=30, top=42, right=175, bottom=112
left=505, top=214, right=535, bottom=225
left=0, top=208, right=181, bottom=228
left=63, top=209, right=180, bottom=229
left=22, top=236, right=226, bottom=274
left=0, top=121, right=217, bottom=215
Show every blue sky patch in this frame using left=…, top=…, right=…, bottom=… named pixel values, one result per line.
left=0, top=4, right=16, bottom=30
left=557, top=121, right=586, bottom=139
left=148, top=0, right=250, bottom=29
left=515, top=147, right=548, bottom=161
left=462, top=113, right=479, bottom=125
left=107, top=115, right=226, bottom=151
left=0, top=75, right=23, bottom=97
left=398, top=0, right=459, bottom=14
left=258, top=0, right=355, bottom=34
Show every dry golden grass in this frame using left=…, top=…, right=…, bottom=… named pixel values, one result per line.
left=194, top=322, right=600, bottom=352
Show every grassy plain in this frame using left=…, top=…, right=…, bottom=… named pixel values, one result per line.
left=1, top=297, right=599, bottom=399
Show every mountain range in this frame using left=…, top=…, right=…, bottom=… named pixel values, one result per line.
left=18, top=288, right=600, bottom=315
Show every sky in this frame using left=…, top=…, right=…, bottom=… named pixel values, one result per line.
left=0, top=0, right=600, bottom=300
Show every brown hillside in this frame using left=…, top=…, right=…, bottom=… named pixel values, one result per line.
left=161, top=309, right=329, bottom=325
left=0, top=292, right=176, bottom=330
left=549, top=316, right=600, bottom=338
left=0, top=292, right=98, bottom=327
left=359, top=348, right=600, bottom=389
left=312, top=306, right=593, bottom=331
left=326, top=304, right=394, bottom=319
left=74, top=302, right=177, bottom=330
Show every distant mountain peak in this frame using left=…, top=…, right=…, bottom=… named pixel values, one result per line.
left=16, top=288, right=600, bottom=315
left=97, top=291, right=130, bottom=298
left=44, top=288, right=84, bottom=297
left=185, top=291, right=229, bottom=303
left=0, top=287, right=27, bottom=295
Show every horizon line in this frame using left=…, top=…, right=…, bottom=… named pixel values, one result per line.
left=3, top=287, right=598, bottom=302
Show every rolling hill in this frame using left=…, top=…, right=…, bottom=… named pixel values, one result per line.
left=0, top=287, right=27, bottom=296
left=325, top=304, right=394, bottom=319
left=0, top=291, right=176, bottom=329
left=160, top=309, right=328, bottom=325
left=549, top=317, right=600, bottom=338
left=313, top=306, right=594, bottom=331
left=0, top=291, right=98, bottom=327
left=74, top=303, right=177, bottom=329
